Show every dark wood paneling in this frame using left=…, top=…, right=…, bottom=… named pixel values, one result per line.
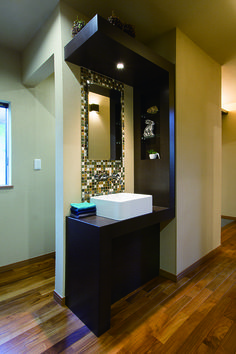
left=134, top=66, right=175, bottom=209
left=111, top=224, right=160, bottom=303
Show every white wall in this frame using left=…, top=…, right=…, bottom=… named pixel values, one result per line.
left=0, top=45, right=55, bottom=266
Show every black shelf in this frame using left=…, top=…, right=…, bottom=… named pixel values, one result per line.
left=65, top=15, right=173, bottom=89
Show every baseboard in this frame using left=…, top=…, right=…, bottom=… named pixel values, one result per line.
left=159, top=268, right=177, bottom=282
left=160, top=245, right=222, bottom=283
left=53, top=290, right=66, bottom=306
left=0, top=252, right=55, bottom=273
left=176, top=245, right=222, bottom=282
left=222, top=215, right=236, bottom=220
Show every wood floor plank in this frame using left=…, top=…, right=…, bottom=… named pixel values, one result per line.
left=181, top=287, right=212, bottom=317
left=216, top=321, right=236, bottom=354
left=155, top=311, right=189, bottom=344
left=202, top=315, right=233, bottom=352
left=176, top=291, right=233, bottom=352
left=0, top=272, right=55, bottom=301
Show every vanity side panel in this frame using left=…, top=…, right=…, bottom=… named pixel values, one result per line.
left=65, top=217, right=111, bottom=336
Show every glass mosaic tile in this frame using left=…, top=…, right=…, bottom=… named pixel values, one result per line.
left=80, top=67, right=125, bottom=202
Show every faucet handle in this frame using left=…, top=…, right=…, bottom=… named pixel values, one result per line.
left=94, top=172, right=109, bottom=181
left=108, top=172, right=120, bottom=181
left=94, top=174, right=101, bottom=181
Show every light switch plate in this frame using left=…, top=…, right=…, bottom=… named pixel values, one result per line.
left=34, top=159, right=41, bottom=170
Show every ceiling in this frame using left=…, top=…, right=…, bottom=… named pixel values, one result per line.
left=0, top=0, right=236, bottom=104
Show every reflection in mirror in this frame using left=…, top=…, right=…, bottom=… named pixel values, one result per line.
left=88, top=91, right=110, bottom=160
left=88, top=84, right=122, bottom=161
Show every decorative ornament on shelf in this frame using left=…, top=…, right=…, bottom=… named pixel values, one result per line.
left=72, top=17, right=86, bottom=37
left=107, top=11, right=136, bottom=38
left=143, top=119, right=155, bottom=139
left=147, top=105, right=158, bottom=114
left=107, top=11, right=123, bottom=30
left=148, top=149, right=160, bottom=160
left=123, top=23, right=135, bottom=38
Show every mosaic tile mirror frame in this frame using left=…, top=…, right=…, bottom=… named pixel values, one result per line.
left=80, top=67, right=125, bottom=202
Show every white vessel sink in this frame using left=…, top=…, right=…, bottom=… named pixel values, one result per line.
left=90, top=192, right=153, bottom=221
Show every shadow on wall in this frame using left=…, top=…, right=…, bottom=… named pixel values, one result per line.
left=221, top=218, right=235, bottom=228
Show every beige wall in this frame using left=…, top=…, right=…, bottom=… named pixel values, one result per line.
left=151, top=28, right=221, bottom=275
left=22, top=3, right=65, bottom=296
left=21, top=2, right=83, bottom=296
left=124, top=84, right=134, bottom=193
left=175, top=29, right=221, bottom=274
left=0, top=45, right=55, bottom=267
left=222, top=110, right=236, bottom=217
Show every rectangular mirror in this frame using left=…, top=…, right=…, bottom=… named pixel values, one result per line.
left=88, top=84, right=122, bottom=161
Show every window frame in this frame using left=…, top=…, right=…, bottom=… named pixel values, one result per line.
left=0, top=101, right=12, bottom=188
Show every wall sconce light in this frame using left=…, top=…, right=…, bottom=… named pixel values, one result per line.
left=89, top=103, right=99, bottom=112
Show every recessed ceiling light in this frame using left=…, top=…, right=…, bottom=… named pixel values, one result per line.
left=117, top=63, right=124, bottom=69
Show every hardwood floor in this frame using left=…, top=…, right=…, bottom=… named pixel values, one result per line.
left=0, top=222, right=236, bottom=353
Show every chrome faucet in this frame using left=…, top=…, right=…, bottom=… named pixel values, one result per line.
left=94, top=172, right=109, bottom=181
left=94, top=172, right=120, bottom=181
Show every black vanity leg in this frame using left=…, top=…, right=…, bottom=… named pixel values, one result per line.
left=65, top=218, right=112, bottom=336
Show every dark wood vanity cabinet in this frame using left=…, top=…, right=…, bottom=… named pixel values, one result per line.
left=64, top=13, right=175, bottom=337
left=65, top=208, right=172, bottom=336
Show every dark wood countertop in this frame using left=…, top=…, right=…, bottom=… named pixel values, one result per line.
left=67, top=206, right=174, bottom=238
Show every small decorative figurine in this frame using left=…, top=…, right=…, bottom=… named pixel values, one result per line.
left=143, top=119, right=155, bottom=138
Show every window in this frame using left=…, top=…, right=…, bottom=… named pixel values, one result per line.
left=0, top=102, right=11, bottom=186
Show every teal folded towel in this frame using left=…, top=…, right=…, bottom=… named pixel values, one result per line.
left=70, top=202, right=96, bottom=210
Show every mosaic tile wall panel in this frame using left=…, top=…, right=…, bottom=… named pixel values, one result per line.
left=80, top=67, right=125, bottom=202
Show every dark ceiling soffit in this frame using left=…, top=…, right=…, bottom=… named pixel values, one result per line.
left=64, top=14, right=175, bottom=88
